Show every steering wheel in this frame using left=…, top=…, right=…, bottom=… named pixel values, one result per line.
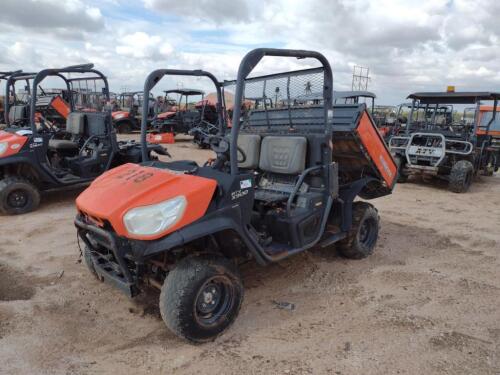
left=208, top=135, right=246, bottom=164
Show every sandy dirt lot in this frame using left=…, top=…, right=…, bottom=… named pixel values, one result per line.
left=0, top=135, right=499, bottom=375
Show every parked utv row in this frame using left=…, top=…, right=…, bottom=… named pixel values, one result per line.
left=0, top=64, right=168, bottom=214
left=2, top=47, right=498, bottom=345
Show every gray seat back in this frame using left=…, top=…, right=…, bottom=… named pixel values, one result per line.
left=259, top=136, right=307, bottom=174
left=8, top=105, right=28, bottom=123
left=85, top=112, right=108, bottom=136
left=66, top=112, right=86, bottom=135
left=238, top=134, right=261, bottom=169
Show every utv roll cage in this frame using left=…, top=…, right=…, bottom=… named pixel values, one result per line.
left=230, top=50, right=333, bottom=177
left=405, top=92, right=500, bottom=140
left=4, top=71, right=37, bottom=127
left=141, top=71, right=223, bottom=161
left=333, top=90, right=376, bottom=113
left=162, top=89, right=205, bottom=112
left=117, top=91, right=154, bottom=109
left=1, top=71, right=22, bottom=122
left=4, top=64, right=108, bottom=130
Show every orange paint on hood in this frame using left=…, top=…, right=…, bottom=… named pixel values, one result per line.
left=0, top=130, right=28, bottom=158
left=76, top=163, right=217, bottom=240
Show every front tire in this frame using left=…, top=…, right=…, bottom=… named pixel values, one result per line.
left=0, top=177, right=40, bottom=215
left=448, top=160, right=474, bottom=193
left=394, top=155, right=409, bottom=183
left=338, top=202, right=379, bottom=259
left=160, top=255, right=244, bottom=343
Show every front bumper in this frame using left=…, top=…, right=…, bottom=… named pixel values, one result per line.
left=75, top=216, right=139, bottom=297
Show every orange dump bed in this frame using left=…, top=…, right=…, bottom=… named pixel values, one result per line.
left=331, top=104, right=397, bottom=197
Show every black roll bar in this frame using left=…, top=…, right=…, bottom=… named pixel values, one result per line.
left=229, top=48, right=334, bottom=176
left=30, top=66, right=109, bottom=133
left=4, top=71, right=38, bottom=127
left=140, top=69, right=223, bottom=162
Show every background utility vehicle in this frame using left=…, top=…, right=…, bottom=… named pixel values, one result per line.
left=152, top=89, right=213, bottom=135
left=4, top=70, right=77, bottom=131
left=389, top=92, right=500, bottom=192
left=112, top=91, right=156, bottom=133
left=0, top=64, right=167, bottom=215
left=75, top=48, right=397, bottom=343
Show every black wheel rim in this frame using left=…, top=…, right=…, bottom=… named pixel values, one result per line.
left=194, top=276, right=235, bottom=327
left=7, top=189, right=29, bottom=208
left=358, top=217, right=377, bottom=248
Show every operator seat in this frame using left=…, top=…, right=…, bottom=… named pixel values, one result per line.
left=254, top=136, right=307, bottom=203
left=8, top=105, right=29, bottom=125
left=237, top=134, right=261, bottom=169
left=48, top=112, right=85, bottom=150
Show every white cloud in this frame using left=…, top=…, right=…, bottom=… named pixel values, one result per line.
left=0, top=0, right=104, bottom=35
left=1, top=0, right=500, bottom=104
left=115, top=32, right=173, bottom=60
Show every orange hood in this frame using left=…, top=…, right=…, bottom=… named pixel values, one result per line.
left=112, top=111, right=130, bottom=120
left=0, top=130, right=28, bottom=158
left=76, top=163, right=217, bottom=240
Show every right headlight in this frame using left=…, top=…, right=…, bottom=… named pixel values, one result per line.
left=123, top=196, right=187, bottom=236
left=0, top=142, right=8, bottom=156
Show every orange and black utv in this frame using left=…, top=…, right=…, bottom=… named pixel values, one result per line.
left=75, top=49, right=397, bottom=343
left=0, top=64, right=168, bottom=214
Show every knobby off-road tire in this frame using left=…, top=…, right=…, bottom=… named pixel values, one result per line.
left=0, top=177, right=40, bottom=215
left=448, top=160, right=474, bottom=193
left=394, top=155, right=409, bottom=183
left=160, top=254, right=244, bottom=343
left=338, top=202, right=380, bottom=259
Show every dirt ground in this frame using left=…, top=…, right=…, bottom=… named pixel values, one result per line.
left=0, top=135, right=499, bottom=375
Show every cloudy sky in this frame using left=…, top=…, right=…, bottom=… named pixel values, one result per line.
left=0, top=0, right=499, bottom=104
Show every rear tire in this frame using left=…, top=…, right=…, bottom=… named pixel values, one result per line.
left=448, top=160, right=474, bottom=193
left=0, top=177, right=40, bottom=215
left=338, top=202, right=379, bottom=259
left=160, top=254, right=243, bottom=343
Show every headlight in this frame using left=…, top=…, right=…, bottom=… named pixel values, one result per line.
left=123, top=196, right=187, bottom=236
left=115, top=113, right=125, bottom=120
left=0, top=142, right=7, bottom=156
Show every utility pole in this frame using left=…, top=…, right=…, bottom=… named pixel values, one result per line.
left=351, top=65, right=370, bottom=91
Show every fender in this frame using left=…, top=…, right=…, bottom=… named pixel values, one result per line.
left=141, top=204, right=246, bottom=257
left=337, top=177, right=378, bottom=232
left=0, top=155, right=54, bottom=183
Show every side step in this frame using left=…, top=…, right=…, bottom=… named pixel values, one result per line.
left=319, top=232, right=347, bottom=248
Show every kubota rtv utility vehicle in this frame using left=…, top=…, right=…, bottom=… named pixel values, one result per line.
left=0, top=64, right=167, bottom=215
left=112, top=91, right=156, bottom=133
left=75, top=49, right=396, bottom=343
left=152, top=88, right=207, bottom=135
left=389, top=92, right=500, bottom=192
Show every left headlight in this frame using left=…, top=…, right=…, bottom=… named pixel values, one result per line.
left=123, top=196, right=187, bottom=236
left=0, top=142, right=8, bottom=156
